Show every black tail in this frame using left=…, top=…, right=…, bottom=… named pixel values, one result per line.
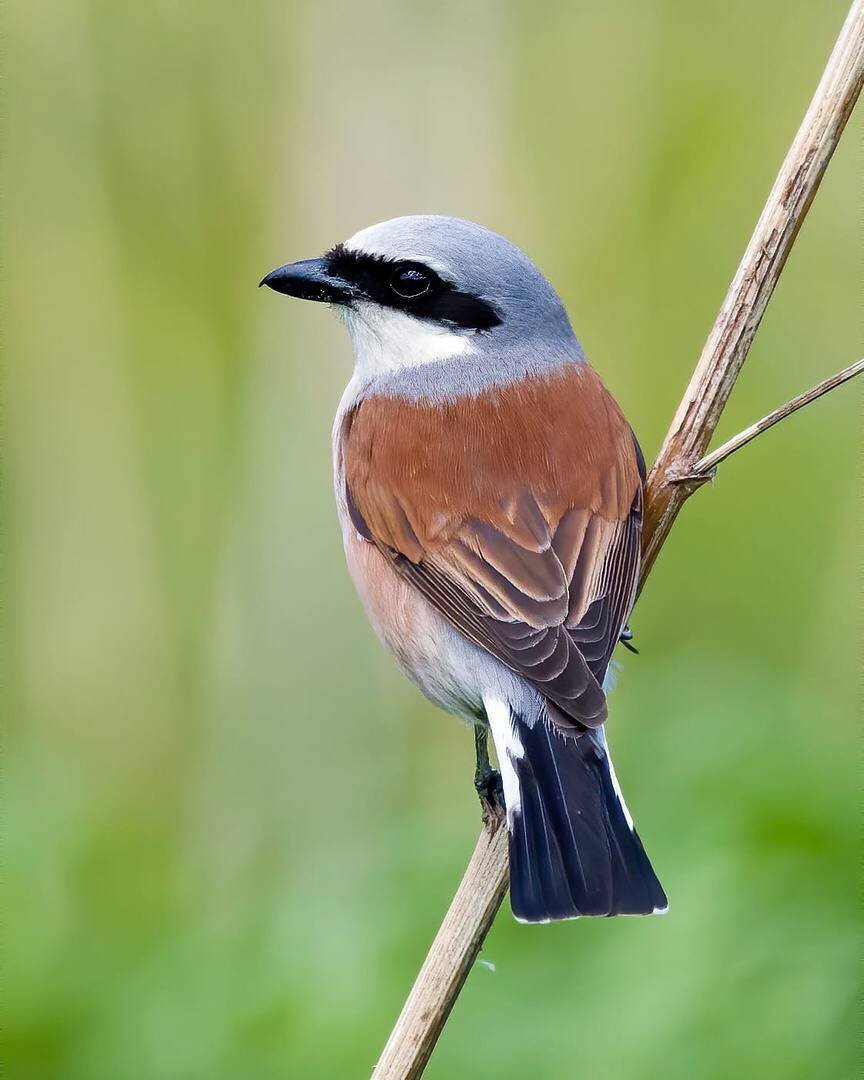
left=503, top=713, right=666, bottom=922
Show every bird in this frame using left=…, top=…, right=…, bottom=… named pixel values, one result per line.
left=261, top=215, right=666, bottom=923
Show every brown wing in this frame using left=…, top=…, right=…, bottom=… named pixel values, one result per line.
left=342, top=363, right=642, bottom=730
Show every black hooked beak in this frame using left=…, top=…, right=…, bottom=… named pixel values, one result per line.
left=259, top=257, right=356, bottom=304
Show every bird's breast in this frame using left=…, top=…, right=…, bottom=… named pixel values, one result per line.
left=339, top=363, right=639, bottom=554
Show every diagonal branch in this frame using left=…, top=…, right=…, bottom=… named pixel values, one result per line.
left=639, top=0, right=864, bottom=586
left=370, top=3, right=864, bottom=1078
left=669, top=357, right=864, bottom=484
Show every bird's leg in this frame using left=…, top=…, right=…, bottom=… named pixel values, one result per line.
left=473, top=725, right=505, bottom=828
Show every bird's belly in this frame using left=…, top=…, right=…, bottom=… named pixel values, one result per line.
left=332, top=411, right=534, bottom=723
left=341, top=524, right=488, bottom=722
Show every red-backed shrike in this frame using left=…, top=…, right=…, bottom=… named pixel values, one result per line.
left=262, top=216, right=666, bottom=922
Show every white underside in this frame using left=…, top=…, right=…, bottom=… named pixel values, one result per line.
left=341, top=301, right=474, bottom=380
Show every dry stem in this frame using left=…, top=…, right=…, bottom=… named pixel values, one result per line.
left=371, top=4, right=864, bottom=1077
left=672, top=357, right=864, bottom=482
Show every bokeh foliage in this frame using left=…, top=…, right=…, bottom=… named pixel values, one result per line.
left=5, top=2, right=860, bottom=1077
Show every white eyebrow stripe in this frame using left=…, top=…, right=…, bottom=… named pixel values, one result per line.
left=343, top=236, right=454, bottom=280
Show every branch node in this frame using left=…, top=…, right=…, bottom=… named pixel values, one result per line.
left=667, top=467, right=715, bottom=489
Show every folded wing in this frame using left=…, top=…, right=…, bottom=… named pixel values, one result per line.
left=341, top=363, right=643, bottom=730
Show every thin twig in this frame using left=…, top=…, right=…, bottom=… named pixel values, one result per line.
left=640, top=0, right=864, bottom=586
left=370, top=4, right=864, bottom=1078
left=669, top=357, right=864, bottom=483
left=370, top=819, right=509, bottom=1079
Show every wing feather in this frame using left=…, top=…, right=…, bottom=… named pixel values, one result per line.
left=342, top=364, right=643, bottom=730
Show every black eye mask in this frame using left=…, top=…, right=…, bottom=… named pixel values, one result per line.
left=325, top=245, right=502, bottom=331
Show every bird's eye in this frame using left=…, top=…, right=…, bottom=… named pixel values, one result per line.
left=390, top=266, right=432, bottom=299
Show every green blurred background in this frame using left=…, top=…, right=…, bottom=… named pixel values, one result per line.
left=5, top=2, right=861, bottom=1077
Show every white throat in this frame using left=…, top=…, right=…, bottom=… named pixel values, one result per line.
left=341, top=301, right=475, bottom=380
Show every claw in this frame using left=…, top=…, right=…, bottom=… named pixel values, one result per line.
left=619, top=625, right=640, bottom=655
left=474, top=726, right=505, bottom=827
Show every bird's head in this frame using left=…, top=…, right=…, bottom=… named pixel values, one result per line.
left=261, top=215, right=583, bottom=396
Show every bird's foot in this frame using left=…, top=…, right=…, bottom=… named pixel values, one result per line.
left=475, top=764, right=505, bottom=829
left=618, top=625, right=639, bottom=654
